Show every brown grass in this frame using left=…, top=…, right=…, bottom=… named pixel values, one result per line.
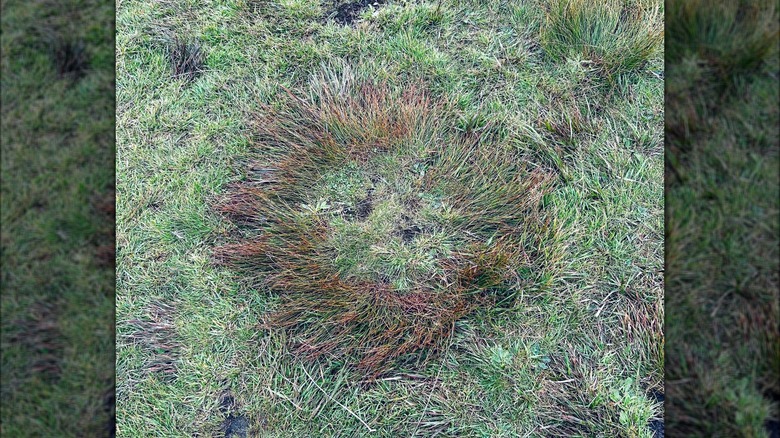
left=8, top=301, right=63, bottom=381
left=124, top=302, right=181, bottom=381
left=213, top=74, right=555, bottom=376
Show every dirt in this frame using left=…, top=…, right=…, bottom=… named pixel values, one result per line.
left=344, top=189, right=374, bottom=221
left=218, top=390, right=252, bottom=438
left=355, top=195, right=374, bottom=220
left=331, top=0, right=386, bottom=25
left=767, top=420, right=780, bottom=438
left=648, top=388, right=664, bottom=438
left=767, top=390, right=780, bottom=438
left=400, top=224, right=422, bottom=243
left=397, top=214, right=425, bottom=243
left=222, top=415, right=249, bottom=438
left=103, top=387, right=116, bottom=438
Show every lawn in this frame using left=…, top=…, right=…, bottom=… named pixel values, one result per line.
left=116, top=0, right=664, bottom=436
left=0, top=0, right=116, bottom=436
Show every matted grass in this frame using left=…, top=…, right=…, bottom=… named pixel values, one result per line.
left=116, top=0, right=664, bottom=436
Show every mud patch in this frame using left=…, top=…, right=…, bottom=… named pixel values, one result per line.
left=767, top=419, right=780, bottom=438
left=399, top=224, right=422, bottom=243
left=330, top=0, right=386, bottom=25
left=355, top=194, right=374, bottom=220
left=397, top=214, right=425, bottom=243
left=218, top=389, right=257, bottom=438
left=344, top=189, right=374, bottom=221
left=222, top=415, right=249, bottom=438
left=767, top=389, right=780, bottom=438
left=104, top=386, right=116, bottom=438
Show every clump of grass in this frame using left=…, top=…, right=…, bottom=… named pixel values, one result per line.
left=51, top=39, right=88, bottom=78
left=8, top=301, right=63, bottom=381
left=167, top=36, right=205, bottom=82
left=540, top=0, right=662, bottom=78
left=665, top=0, right=778, bottom=143
left=214, top=70, right=555, bottom=376
left=123, top=302, right=181, bottom=381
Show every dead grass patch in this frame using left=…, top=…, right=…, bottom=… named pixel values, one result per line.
left=123, top=302, right=181, bottom=381
left=8, top=301, right=63, bottom=381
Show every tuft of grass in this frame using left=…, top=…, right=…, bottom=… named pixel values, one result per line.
left=665, top=0, right=778, bottom=145
left=666, top=0, right=779, bottom=79
left=167, top=35, right=205, bottom=82
left=213, top=71, right=555, bottom=376
left=540, top=0, right=662, bottom=78
left=7, top=301, right=64, bottom=381
left=123, top=302, right=181, bottom=381
left=51, top=38, right=88, bottom=78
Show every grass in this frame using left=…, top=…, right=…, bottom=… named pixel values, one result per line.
left=665, top=0, right=779, bottom=435
left=214, top=73, right=555, bottom=375
left=0, top=0, right=115, bottom=436
left=665, top=0, right=779, bottom=144
left=540, top=0, right=663, bottom=79
left=116, top=0, right=663, bottom=435
left=167, top=35, right=206, bottom=82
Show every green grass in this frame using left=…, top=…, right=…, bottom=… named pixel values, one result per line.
left=665, top=0, right=779, bottom=435
left=116, top=0, right=663, bottom=435
left=540, top=0, right=663, bottom=79
left=0, top=0, right=115, bottom=436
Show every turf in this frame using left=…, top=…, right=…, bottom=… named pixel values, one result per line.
left=0, top=0, right=116, bottom=436
left=116, top=0, right=664, bottom=436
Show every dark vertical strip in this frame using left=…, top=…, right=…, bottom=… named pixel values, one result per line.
left=0, top=0, right=116, bottom=436
left=665, top=1, right=780, bottom=436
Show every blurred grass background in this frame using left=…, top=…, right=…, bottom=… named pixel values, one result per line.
left=1, top=0, right=116, bottom=436
left=665, top=0, right=779, bottom=436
